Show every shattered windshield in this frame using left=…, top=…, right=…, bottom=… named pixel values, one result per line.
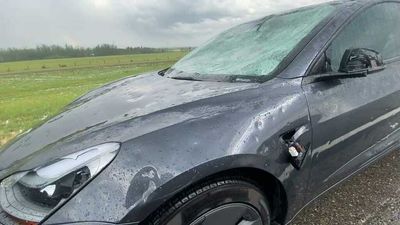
left=167, top=4, right=336, bottom=82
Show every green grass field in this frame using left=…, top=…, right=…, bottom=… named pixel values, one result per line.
left=0, top=52, right=185, bottom=74
left=0, top=51, right=187, bottom=146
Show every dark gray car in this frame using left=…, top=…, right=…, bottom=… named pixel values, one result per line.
left=1, top=0, right=400, bottom=224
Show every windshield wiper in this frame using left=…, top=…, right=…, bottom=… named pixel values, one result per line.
left=228, top=75, right=270, bottom=83
left=158, top=68, right=170, bottom=76
left=169, top=76, right=202, bottom=81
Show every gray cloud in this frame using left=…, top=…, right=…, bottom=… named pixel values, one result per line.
left=0, top=0, right=329, bottom=48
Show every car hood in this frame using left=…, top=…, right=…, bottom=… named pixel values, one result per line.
left=0, top=72, right=258, bottom=178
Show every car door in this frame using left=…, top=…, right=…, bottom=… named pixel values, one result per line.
left=303, top=2, right=400, bottom=195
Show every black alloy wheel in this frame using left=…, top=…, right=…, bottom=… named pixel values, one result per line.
left=150, top=177, right=271, bottom=225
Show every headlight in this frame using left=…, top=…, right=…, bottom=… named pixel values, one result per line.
left=0, top=143, right=120, bottom=224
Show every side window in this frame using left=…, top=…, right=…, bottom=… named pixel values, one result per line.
left=327, top=3, right=400, bottom=72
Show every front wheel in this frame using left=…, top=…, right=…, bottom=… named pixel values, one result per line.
left=150, top=177, right=271, bottom=225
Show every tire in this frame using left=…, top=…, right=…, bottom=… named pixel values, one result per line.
left=150, top=177, right=271, bottom=225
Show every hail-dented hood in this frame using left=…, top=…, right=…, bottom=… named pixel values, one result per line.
left=0, top=73, right=259, bottom=177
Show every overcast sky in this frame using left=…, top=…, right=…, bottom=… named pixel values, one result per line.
left=0, top=0, right=330, bottom=49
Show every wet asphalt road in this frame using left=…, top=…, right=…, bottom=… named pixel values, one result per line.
left=291, top=150, right=400, bottom=225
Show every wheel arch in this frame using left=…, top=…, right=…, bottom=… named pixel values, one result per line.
left=138, top=167, right=288, bottom=225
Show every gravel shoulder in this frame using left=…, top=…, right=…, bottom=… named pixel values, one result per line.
left=292, top=150, right=400, bottom=225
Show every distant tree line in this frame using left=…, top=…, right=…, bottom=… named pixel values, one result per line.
left=0, top=44, right=191, bottom=63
